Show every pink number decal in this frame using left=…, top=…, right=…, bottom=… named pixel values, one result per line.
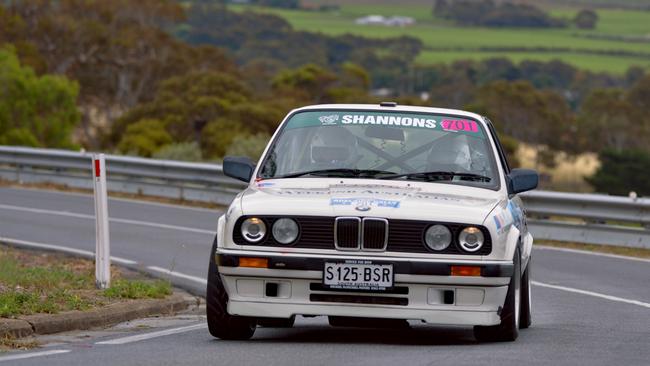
left=442, top=119, right=478, bottom=132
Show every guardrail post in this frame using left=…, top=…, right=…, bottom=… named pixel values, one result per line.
left=92, top=154, right=111, bottom=289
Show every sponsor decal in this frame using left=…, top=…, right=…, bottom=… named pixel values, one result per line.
left=341, top=114, right=437, bottom=129
left=441, top=119, right=478, bottom=133
left=318, top=114, right=339, bottom=125
left=256, top=182, right=275, bottom=188
left=330, top=197, right=400, bottom=209
left=284, top=111, right=484, bottom=138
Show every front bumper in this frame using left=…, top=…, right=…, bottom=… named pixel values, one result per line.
left=215, top=249, right=512, bottom=326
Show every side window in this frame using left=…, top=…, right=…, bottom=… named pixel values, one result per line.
left=483, top=117, right=511, bottom=174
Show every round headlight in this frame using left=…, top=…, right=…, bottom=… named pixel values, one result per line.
left=458, top=227, right=484, bottom=252
left=241, top=218, right=266, bottom=243
left=272, top=218, right=299, bottom=244
left=424, top=225, right=452, bottom=251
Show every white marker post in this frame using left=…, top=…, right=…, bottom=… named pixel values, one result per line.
left=92, top=154, right=111, bottom=289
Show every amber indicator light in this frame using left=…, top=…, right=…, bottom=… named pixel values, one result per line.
left=239, top=257, right=269, bottom=268
left=450, top=265, right=482, bottom=276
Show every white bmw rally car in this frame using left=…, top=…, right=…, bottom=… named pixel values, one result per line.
left=207, top=103, right=538, bottom=342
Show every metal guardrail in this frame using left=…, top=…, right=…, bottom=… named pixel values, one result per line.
left=0, top=146, right=245, bottom=205
left=1, top=146, right=648, bottom=249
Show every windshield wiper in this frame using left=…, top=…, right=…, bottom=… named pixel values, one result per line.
left=379, top=171, right=491, bottom=182
left=275, top=168, right=398, bottom=179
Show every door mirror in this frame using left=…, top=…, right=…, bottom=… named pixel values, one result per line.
left=508, top=169, right=538, bottom=194
left=223, top=156, right=256, bottom=183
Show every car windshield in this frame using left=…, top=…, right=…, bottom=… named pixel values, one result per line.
left=258, top=110, right=500, bottom=190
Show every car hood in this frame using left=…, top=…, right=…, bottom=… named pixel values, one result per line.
left=240, top=178, right=502, bottom=225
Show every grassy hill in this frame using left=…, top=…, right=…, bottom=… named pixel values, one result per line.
left=229, top=2, right=650, bottom=74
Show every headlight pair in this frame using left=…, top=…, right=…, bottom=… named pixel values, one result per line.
left=424, top=225, right=485, bottom=253
left=241, top=217, right=299, bottom=245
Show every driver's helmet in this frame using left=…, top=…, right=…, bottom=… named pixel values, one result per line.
left=427, top=133, right=472, bottom=172
left=309, top=126, right=359, bottom=168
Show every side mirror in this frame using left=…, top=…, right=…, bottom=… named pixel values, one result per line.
left=508, top=169, right=538, bottom=195
left=223, top=156, right=256, bottom=183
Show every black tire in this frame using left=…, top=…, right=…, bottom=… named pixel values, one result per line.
left=206, top=235, right=256, bottom=340
left=474, top=247, right=521, bottom=342
left=519, top=256, right=532, bottom=329
left=258, top=316, right=296, bottom=328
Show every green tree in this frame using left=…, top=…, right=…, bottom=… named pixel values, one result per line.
left=153, top=142, right=202, bottom=161
left=0, top=47, right=80, bottom=148
left=587, top=149, right=650, bottom=196
left=471, top=80, right=575, bottom=153
left=576, top=89, right=639, bottom=152
left=225, top=133, right=271, bottom=161
left=574, top=9, right=598, bottom=30
left=117, top=119, right=172, bottom=157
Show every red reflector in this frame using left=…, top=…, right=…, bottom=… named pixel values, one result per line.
left=94, top=159, right=101, bottom=177
left=451, top=266, right=481, bottom=276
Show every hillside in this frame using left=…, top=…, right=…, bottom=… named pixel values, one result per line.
left=229, top=2, right=650, bottom=73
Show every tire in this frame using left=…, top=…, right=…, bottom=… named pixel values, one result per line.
left=258, top=316, right=296, bottom=328
left=519, top=256, right=532, bottom=329
left=206, top=235, right=256, bottom=340
left=474, top=247, right=521, bottom=342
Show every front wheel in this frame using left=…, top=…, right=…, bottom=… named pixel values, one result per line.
left=519, top=256, right=532, bottom=329
left=206, top=236, right=256, bottom=340
left=474, top=247, right=521, bottom=342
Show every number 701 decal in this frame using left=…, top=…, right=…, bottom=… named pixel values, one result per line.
left=441, top=119, right=479, bottom=133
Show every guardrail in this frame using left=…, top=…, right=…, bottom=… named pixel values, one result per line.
left=1, top=146, right=648, bottom=249
left=0, top=146, right=245, bottom=205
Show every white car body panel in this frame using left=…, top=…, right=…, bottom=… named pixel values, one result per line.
left=214, top=104, right=534, bottom=326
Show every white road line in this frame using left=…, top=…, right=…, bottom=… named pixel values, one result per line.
left=147, top=266, right=207, bottom=285
left=535, top=245, right=650, bottom=264
left=95, top=323, right=207, bottom=345
left=0, top=203, right=215, bottom=235
left=532, top=281, right=650, bottom=309
left=0, top=237, right=137, bottom=265
left=0, top=349, right=71, bottom=362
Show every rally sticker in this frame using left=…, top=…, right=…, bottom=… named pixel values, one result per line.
left=441, top=119, right=478, bottom=133
left=285, top=111, right=484, bottom=138
left=330, top=198, right=400, bottom=208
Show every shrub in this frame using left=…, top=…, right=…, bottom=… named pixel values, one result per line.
left=153, top=142, right=202, bottom=161
left=587, top=149, right=650, bottom=196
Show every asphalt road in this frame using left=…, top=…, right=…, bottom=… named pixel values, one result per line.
left=0, top=187, right=649, bottom=366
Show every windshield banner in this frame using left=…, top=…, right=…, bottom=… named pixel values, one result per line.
left=285, top=111, right=485, bottom=138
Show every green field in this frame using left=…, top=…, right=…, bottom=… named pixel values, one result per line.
left=230, top=3, right=650, bottom=73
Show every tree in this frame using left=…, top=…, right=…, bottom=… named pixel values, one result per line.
left=576, top=89, right=639, bottom=152
left=0, top=46, right=80, bottom=148
left=470, top=80, right=576, bottom=155
left=117, top=119, right=172, bottom=157
left=432, top=0, right=449, bottom=18
left=574, top=9, right=598, bottom=29
left=587, top=149, right=650, bottom=196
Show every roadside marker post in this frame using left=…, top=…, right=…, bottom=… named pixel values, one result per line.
left=92, top=153, right=111, bottom=289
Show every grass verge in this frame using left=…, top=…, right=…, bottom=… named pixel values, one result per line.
left=0, top=245, right=172, bottom=318
left=536, top=240, right=650, bottom=259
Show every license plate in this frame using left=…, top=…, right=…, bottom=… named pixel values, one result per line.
left=323, top=260, right=393, bottom=291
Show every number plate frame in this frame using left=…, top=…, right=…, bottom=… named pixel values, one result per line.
left=322, top=260, right=394, bottom=291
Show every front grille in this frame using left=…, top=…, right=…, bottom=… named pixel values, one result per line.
left=232, top=216, right=491, bottom=255
left=362, top=218, right=388, bottom=251
left=335, top=217, right=360, bottom=250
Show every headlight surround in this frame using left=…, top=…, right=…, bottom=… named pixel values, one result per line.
left=272, top=218, right=299, bottom=244
left=458, top=226, right=485, bottom=252
left=424, top=224, right=452, bottom=251
left=241, top=217, right=266, bottom=243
